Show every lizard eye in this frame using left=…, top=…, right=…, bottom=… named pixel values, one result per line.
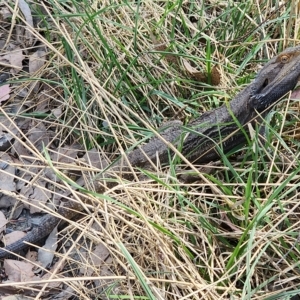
left=280, top=55, right=289, bottom=63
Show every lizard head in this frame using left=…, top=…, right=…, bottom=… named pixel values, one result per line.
left=250, top=45, right=300, bottom=111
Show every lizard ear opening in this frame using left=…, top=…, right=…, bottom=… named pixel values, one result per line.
left=262, top=78, right=268, bottom=88
left=251, top=77, right=269, bottom=98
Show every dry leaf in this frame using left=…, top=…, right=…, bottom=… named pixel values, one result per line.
left=0, top=210, right=7, bottom=232
left=81, top=148, right=107, bottom=169
left=21, top=179, right=51, bottom=214
left=15, top=159, right=38, bottom=192
left=39, top=259, right=65, bottom=289
left=44, top=146, right=81, bottom=182
left=4, top=259, right=37, bottom=282
left=183, top=58, right=199, bottom=74
left=0, top=72, right=10, bottom=83
left=18, top=0, right=34, bottom=44
left=50, top=146, right=80, bottom=164
left=29, top=49, right=47, bottom=92
left=0, top=84, right=10, bottom=103
left=10, top=203, right=24, bottom=220
left=95, top=255, right=115, bottom=292
left=51, top=107, right=62, bottom=118
left=0, top=46, right=24, bottom=74
left=35, top=83, right=60, bottom=112
left=29, top=49, right=46, bottom=74
left=0, top=107, right=28, bottom=134
left=0, top=7, right=12, bottom=21
left=0, top=132, right=13, bottom=151
left=25, top=250, right=38, bottom=262
left=183, top=59, right=221, bottom=85
left=11, top=131, right=33, bottom=158
left=0, top=195, right=16, bottom=210
left=0, top=153, right=16, bottom=208
left=38, top=226, right=58, bottom=267
left=2, top=231, right=26, bottom=246
left=27, top=121, right=50, bottom=150
left=2, top=296, right=32, bottom=300
left=80, top=243, right=110, bottom=276
left=211, top=65, right=221, bottom=85
left=79, top=242, right=115, bottom=293
left=17, top=86, right=29, bottom=98
left=152, top=38, right=178, bottom=65
left=183, top=58, right=206, bottom=82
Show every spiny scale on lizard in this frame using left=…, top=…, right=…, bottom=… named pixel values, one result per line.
left=1, top=46, right=300, bottom=259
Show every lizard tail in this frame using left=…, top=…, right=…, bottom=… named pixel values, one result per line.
left=0, top=214, right=60, bottom=259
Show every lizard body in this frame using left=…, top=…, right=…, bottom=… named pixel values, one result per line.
left=1, top=46, right=300, bottom=259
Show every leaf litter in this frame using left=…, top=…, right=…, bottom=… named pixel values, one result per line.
left=0, top=1, right=114, bottom=296
left=0, top=0, right=108, bottom=295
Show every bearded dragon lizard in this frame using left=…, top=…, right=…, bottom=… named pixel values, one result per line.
left=1, top=45, right=300, bottom=259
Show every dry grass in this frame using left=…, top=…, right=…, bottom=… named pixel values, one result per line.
left=1, top=0, right=300, bottom=299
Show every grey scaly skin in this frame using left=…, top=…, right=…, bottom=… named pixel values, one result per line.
left=1, top=46, right=300, bottom=259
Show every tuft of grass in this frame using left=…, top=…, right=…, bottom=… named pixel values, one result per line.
left=1, top=0, right=300, bottom=299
